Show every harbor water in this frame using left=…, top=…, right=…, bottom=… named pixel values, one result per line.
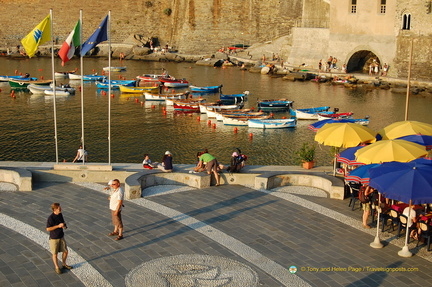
left=1, top=57, right=431, bottom=166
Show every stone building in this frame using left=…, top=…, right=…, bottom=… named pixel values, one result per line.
left=289, top=0, right=432, bottom=80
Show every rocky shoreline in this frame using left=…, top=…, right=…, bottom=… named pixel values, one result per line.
left=2, top=42, right=432, bottom=95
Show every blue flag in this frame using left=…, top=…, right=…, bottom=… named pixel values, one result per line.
left=81, top=15, right=108, bottom=56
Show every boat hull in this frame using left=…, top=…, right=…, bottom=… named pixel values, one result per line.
left=248, top=119, right=297, bottom=129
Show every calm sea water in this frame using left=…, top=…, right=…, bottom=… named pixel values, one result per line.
left=1, top=57, right=431, bottom=166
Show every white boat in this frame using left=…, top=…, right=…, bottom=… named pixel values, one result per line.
left=44, top=90, right=70, bottom=97
left=248, top=118, right=297, bottom=129
left=103, top=66, right=126, bottom=72
left=54, top=70, right=77, bottom=78
left=144, top=92, right=189, bottom=101
left=204, top=105, right=243, bottom=118
left=28, top=84, right=75, bottom=95
left=292, top=106, right=331, bottom=120
left=222, top=117, right=249, bottom=126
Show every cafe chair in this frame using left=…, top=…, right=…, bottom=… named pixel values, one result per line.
left=348, top=182, right=361, bottom=211
left=416, top=220, right=432, bottom=251
left=397, top=214, right=417, bottom=242
left=382, top=208, right=400, bottom=232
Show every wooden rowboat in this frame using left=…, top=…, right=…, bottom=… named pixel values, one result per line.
left=119, top=85, right=158, bottom=93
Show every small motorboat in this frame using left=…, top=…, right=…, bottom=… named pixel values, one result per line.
left=257, top=99, right=293, bottom=112
left=172, top=99, right=206, bottom=112
left=292, top=106, right=331, bottom=120
left=144, top=91, right=189, bottom=102
left=190, top=84, right=222, bottom=93
left=220, top=91, right=249, bottom=104
left=96, top=80, right=136, bottom=89
left=136, top=74, right=163, bottom=83
left=119, top=85, right=158, bottom=94
left=103, top=66, right=127, bottom=72
left=28, top=84, right=75, bottom=95
left=248, top=118, right=297, bottom=129
left=159, top=77, right=189, bottom=88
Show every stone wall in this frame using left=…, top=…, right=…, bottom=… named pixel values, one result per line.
left=0, top=0, right=302, bottom=54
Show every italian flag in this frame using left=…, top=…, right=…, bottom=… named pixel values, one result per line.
left=58, top=20, right=80, bottom=66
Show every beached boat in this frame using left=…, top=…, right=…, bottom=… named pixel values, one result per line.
left=159, top=77, right=189, bottom=88
left=248, top=118, right=297, bottom=129
left=190, top=84, right=222, bottom=93
left=103, top=66, right=126, bottom=72
left=28, top=84, right=75, bottom=95
left=292, top=106, right=331, bottom=120
left=144, top=91, right=189, bottom=101
left=9, top=79, right=52, bottom=89
left=119, top=85, right=158, bottom=94
left=257, top=99, right=293, bottom=112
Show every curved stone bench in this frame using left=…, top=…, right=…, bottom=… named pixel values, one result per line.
left=0, top=167, right=32, bottom=191
left=125, top=170, right=211, bottom=199
left=255, top=171, right=344, bottom=199
left=125, top=169, right=344, bottom=200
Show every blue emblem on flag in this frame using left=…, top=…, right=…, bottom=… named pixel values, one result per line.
left=33, top=29, right=43, bottom=43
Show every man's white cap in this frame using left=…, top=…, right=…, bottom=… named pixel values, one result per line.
left=108, top=180, right=113, bottom=185
left=165, top=151, right=172, bottom=155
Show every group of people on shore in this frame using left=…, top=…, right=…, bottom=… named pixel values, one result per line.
left=142, top=148, right=248, bottom=186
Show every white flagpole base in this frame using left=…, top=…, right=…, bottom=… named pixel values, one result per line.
left=370, top=236, right=383, bottom=248
left=398, top=245, right=413, bottom=257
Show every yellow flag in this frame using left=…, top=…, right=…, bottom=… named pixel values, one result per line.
left=21, top=14, right=51, bottom=58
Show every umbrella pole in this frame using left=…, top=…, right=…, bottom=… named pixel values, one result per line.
left=370, top=192, right=383, bottom=248
left=398, top=200, right=413, bottom=257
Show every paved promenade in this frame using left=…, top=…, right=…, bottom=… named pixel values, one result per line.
left=1, top=168, right=432, bottom=286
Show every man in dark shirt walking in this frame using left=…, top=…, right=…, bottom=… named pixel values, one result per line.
left=46, top=202, right=73, bottom=274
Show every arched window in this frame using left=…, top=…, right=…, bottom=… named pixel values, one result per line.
left=402, top=14, right=411, bottom=30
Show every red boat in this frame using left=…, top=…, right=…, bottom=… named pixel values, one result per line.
left=136, top=74, right=163, bottom=83
left=317, top=112, right=354, bottom=120
left=173, top=99, right=205, bottom=113
left=159, top=77, right=189, bottom=88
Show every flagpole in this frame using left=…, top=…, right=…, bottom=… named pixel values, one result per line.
left=108, top=10, right=112, bottom=165
left=50, top=8, right=59, bottom=164
left=80, top=9, right=85, bottom=164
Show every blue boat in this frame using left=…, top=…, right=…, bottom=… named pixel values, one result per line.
left=0, top=75, right=37, bottom=82
left=190, top=84, right=223, bottom=93
left=257, top=99, right=294, bottom=112
left=96, top=80, right=137, bottom=89
left=220, top=91, right=249, bottom=104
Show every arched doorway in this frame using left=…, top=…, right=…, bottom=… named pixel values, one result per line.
left=346, top=50, right=380, bottom=74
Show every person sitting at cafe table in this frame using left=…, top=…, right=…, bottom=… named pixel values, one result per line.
left=403, top=205, right=424, bottom=240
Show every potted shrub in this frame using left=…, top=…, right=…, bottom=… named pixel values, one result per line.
left=295, top=142, right=316, bottom=169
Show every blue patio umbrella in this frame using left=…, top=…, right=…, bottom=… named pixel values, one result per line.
left=397, top=134, right=432, bottom=150
left=308, top=118, right=356, bottom=132
left=411, top=157, right=432, bottom=164
left=336, top=145, right=367, bottom=166
left=369, top=161, right=432, bottom=205
left=369, top=161, right=432, bottom=256
left=345, top=163, right=380, bottom=184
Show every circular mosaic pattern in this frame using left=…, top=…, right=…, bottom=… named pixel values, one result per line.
left=125, top=254, right=259, bottom=287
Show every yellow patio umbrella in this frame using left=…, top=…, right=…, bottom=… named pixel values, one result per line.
left=355, top=139, right=428, bottom=164
left=315, top=123, right=377, bottom=175
left=315, top=123, right=377, bottom=148
left=378, top=120, right=432, bottom=140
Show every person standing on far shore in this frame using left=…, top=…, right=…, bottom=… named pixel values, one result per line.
left=46, top=203, right=73, bottom=274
